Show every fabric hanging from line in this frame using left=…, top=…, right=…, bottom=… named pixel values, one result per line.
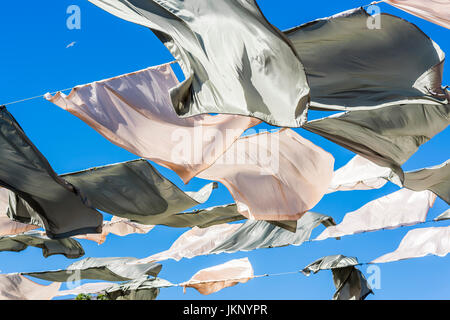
left=103, top=276, right=173, bottom=300
left=23, top=257, right=162, bottom=282
left=181, top=258, right=254, bottom=295
left=210, top=212, right=336, bottom=255
left=0, top=230, right=85, bottom=259
left=302, top=255, right=373, bottom=300
left=0, top=273, right=61, bottom=300
left=316, top=189, right=436, bottom=241
left=87, top=0, right=310, bottom=128
left=385, top=0, right=450, bottom=29
left=197, top=129, right=335, bottom=221
left=303, top=103, right=450, bottom=185
left=403, top=160, right=450, bottom=205
left=435, top=209, right=450, bottom=222
left=372, top=226, right=450, bottom=264
left=0, top=188, right=38, bottom=236
left=327, top=156, right=393, bottom=193
left=46, top=64, right=260, bottom=183
left=0, top=106, right=103, bottom=239
left=284, top=7, right=448, bottom=110
left=56, top=282, right=117, bottom=298
left=61, top=159, right=217, bottom=225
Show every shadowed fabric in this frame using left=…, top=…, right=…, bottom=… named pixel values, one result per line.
left=316, top=189, right=436, bottom=241
left=372, top=226, right=450, bottom=263
left=61, top=159, right=216, bottom=225
left=385, top=0, right=450, bottom=29
left=403, top=160, right=450, bottom=204
left=302, top=255, right=373, bottom=300
left=0, top=106, right=103, bottom=239
left=210, top=212, right=335, bottom=254
left=198, top=129, right=335, bottom=221
left=0, top=188, right=38, bottom=236
left=182, top=258, right=254, bottom=295
left=303, top=103, right=450, bottom=184
left=435, top=209, right=450, bottom=221
left=46, top=64, right=260, bottom=183
left=0, top=231, right=85, bottom=258
left=0, top=274, right=61, bottom=300
left=285, top=7, right=447, bottom=110
left=87, top=0, right=310, bottom=127
left=104, top=277, right=173, bottom=300
left=56, top=282, right=117, bottom=297
left=23, top=257, right=162, bottom=282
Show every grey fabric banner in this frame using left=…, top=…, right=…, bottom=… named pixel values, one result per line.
left=0, top=106, right=103, bottom=239
left=103, top=276, right=173, bottom=300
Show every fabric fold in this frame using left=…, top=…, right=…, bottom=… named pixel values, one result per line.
left=316, top=189, right=436, bottom=241
left=0, top=188, right=38, bottom=236
left=372, top=226, right=450, bottom=263
left=103, top=276, right=173, bottom=300
left=87, top=0, right=310, bottom=127
left=0, top=106, right=103, bottom=239
left=45, top=64, right=260, bottom=183
left=435, top=209, right=450, bottom=222
left=0, top=273, right=61, bottom=300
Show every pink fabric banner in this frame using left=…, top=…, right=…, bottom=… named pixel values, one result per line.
left=0, top=274, right=60, bottom=300
left=386, top=0, right=450, bottom=29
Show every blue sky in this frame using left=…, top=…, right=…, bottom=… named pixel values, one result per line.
left=0, top=0, right=448, bottom=300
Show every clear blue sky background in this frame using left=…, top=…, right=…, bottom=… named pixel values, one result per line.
left=0, top=0, right=448, bottom=300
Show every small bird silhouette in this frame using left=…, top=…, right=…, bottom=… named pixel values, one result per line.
left=66, top=41, right=76, bottom=48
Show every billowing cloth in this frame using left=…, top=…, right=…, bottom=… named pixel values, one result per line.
left=304, top=103, right=450, bottom=184
left=403, top=160, right=450, bottom=204
left=181, top=258, right=254, bottom=295
left=133, top=224, right=242, bottom=264
left=210, top=212, right=335, bottom=254
left=56, top=282, right=116, bottom=297
left=104, top=277, right=173, bottom=300
left=23, top=257, right=162, bottom=282
left=316, top=189, right=436, bottom=241
left=0, top=107, right=103, bottom=239
left=0, top=188, right=38, bottom=236
left=62, top=159, right=216, bottom=225
left=285, top=7, right=448, bottom=110
left=46, top=64, right=260, bottom=183
left=435, top=209, right=450, bottom=222
left=372, top=226, right=450, bottom=263
left=0, top=231, right=84, bottom=259
left=0, top=274, right=61, bottom=300
left=327, top=156, right=392, bottom=193
left=75, top=217, right=154, bottom=245
left=385, top=0, right=450, bottom=29
left=198, top=129, right=335, bottom=221
left=302, top=255, right=373, bottom=300
left=87, top=0, right=310, bottom=127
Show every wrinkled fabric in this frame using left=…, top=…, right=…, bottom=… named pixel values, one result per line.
left=0, top=188, right=38, bottom=236
left=24, top=257, right=162, bottom=282
left=0, top=107, right=103, bottom=239
left=198, top=129, right=335, bottom=221
left=46, top=64, right=260, bottom=183
left=327, top=156, right=392, bottom=193
left=386, top=0, right=450, bottom=29
left=0, top=274, right=61, bottom=300
left=105, top=277, right=173, bottom=300
left=62, top=159, right=216, bottom=225
left=87, top=0, right=310, bottom=127
left=435, top=209, right=450, bottom=221
left=302, top=255, right=373, bottom=300
left=211, top=212, right=335, bottom=254
left=285, top=7, right=448, bottom=110
left=132, top=224, right=243, bottom=264
left=0, top=231, right=84, bottom=258
left=304, top=103, right=450, bottom=184
left=181, top=258, right=254, bottom=295
left=372, top=226, right=450, bottom=263
left=75, top=217, right=154, bottom=245
left=403, top=160, right=450, bottom=204
left=56, top=282, right=116, bottom=297
left=316, top=189, right=436, bottom=241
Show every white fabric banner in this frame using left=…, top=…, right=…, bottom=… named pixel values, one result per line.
left=0, top=188, right=38, bottom=236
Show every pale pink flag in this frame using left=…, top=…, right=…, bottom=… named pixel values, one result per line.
left=75, top=216, right=154, bottom=245
left=181, top=258, right=254, bottom=295
left=372, top=226, right=450, bottom=263
left=386, top=0, right=450, bottom=29
left=132, top=224, right=242, bottom=265
left=327, top=155, right=393, bottom=193
left=45, top=63, right=260, bottom=183
left=316, top=189, right=436, bottom=241
left=0, top=188, right=38, bottom=236
left=0, top=274, right=61, bottom=300
left=197, top=129, right=335, bottom=221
